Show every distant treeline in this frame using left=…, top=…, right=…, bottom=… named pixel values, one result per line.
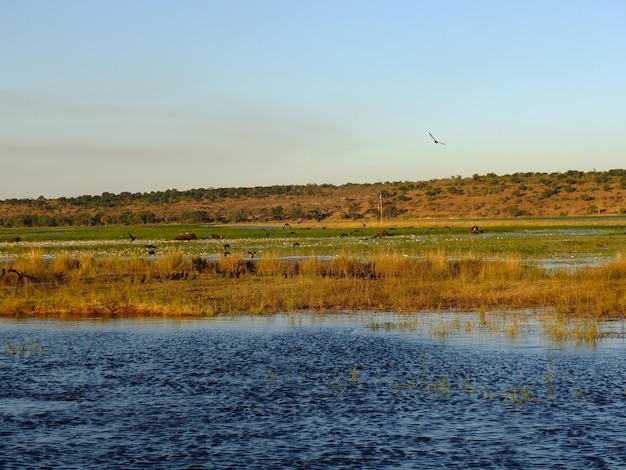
left=2, top=170, right=626, bottom=227
left=2, top=184, right=341, bottom=207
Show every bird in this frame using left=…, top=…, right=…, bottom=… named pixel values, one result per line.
left=128, top=232, right=139, bottom=241
left=429, top=132, right=446, bottom=145
left=248, top=251, right=256, bottom=258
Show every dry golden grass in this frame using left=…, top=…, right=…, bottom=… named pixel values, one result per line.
left=2, top=249, right=626, bottom=320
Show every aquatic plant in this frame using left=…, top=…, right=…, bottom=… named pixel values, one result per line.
left=393, top=379, right=417, bottom=391
left=425, top=376, right=450, bottom=394
left=573, top=388, right=587, bottom=402
left=460, top=374, right=475, bottom=393
left=3, top=339, right=44, bottom=357
left=502, top=385, right=538, bottom=405
left=350, top=365, right=359, bottom=383
left=325, top=372, right=346, bottom=393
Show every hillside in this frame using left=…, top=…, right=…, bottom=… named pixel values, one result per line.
left=2, top=170, right=626, bottom=227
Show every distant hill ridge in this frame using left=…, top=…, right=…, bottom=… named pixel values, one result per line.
left=2, top=170, right=626, bottom=227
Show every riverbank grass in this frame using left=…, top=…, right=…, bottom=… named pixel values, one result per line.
left=2, top=248, right=626, bottom=321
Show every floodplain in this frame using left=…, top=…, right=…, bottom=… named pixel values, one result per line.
left=2, top=219, right=626, bottom=467
left=1, top=219, right=626, bottom=324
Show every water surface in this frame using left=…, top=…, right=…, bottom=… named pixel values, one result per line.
left=1, top=314, right=625, bottom=469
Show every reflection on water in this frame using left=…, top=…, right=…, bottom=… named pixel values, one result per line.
left=1, top=313, right=625, bottom=469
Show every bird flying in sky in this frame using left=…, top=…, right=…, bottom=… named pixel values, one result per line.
left=429, top=132, right=446, bottom=145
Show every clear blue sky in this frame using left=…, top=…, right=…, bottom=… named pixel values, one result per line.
left=1, top=0, right=625, bottom=199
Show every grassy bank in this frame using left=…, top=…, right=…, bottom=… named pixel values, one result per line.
left=2, top=247, right=625, bottom=320
left=2, top=219, right=626, bottom=262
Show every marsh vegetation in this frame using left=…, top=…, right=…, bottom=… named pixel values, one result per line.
left=1, top=220, right=626, bottom=327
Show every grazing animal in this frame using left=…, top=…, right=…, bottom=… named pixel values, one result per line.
left=209, top=233, right=223, bottom=240
left=175, top=233, right=198, bottom=241
left=8, top=236, right=20, bottom=243
left=429, top=132, right=446, bottom=145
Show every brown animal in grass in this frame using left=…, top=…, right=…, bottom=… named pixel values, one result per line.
left=175, top=233, right=198, bottom=241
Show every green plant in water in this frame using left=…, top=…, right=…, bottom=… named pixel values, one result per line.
left=418, top=350, right=429, bottom=378
left=502, top=385, right=538, bottom=405
left=425, top=376, right=450, bottom=394
left=543, top=359, right=557, bottom=384
left=543, top=359, right=557, bottom=402
left=327, top=372, right=345, bottom=393
left=3, top=339, right=44, bottom=357
left=460, top=372, right=475, bottom=393
left=573, top=388, right=586, bottom=402
left=393, top=377, right=417, bottom=391
left=3, top=339, right=15, bottom=355
left=350, top=365, right=359, bottom=383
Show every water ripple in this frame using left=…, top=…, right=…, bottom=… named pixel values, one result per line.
left=1, top=315, right=625, bottom=469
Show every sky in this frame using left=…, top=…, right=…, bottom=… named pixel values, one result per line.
left=1, top=0, right=625, bottom=199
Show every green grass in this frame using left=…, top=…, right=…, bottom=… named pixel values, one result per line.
left=2, top=221, right=625, bottom=262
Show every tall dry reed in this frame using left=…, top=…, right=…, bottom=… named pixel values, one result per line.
left=1, top=249, right=626, bottom=319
